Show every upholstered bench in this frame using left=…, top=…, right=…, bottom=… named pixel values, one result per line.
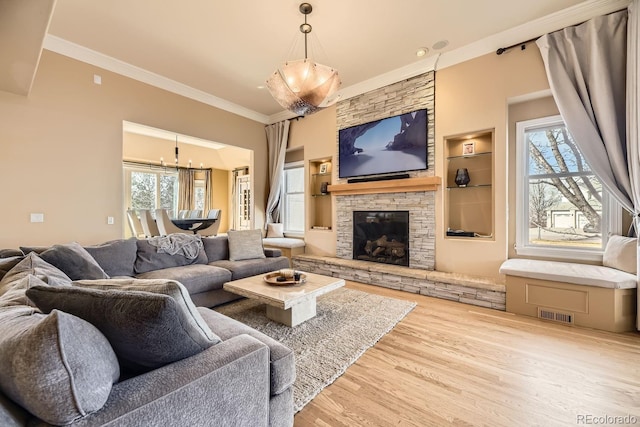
left=499, top=258, right=637, bottom=332
left=262, top=238, right=305, bottom=267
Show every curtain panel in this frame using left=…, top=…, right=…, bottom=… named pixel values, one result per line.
left=537, top=2, right=640, bottom=329
left=536, top=10, right=631, bottom=211
left=178, top=168, right=195, bottom=211
left=265, top=120, right=291, bottom=226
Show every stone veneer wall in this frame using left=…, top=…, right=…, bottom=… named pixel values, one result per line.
left=335, top=71, right=435, bottom=269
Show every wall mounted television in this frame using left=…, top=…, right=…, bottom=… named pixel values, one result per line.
left=338, top=109, right=428, bottom=179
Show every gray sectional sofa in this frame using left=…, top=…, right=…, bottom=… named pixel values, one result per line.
left=0, top=233, right=295, bottom=426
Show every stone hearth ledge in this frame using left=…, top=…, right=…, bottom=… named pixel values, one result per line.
left=293, top=254, right=506, bottom=310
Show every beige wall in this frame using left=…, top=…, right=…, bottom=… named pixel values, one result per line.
left=434, top=48, right=552, bottom=279
left=0, top=51, right=266, bottom=248
left=288, top=106, right=337, bottom=255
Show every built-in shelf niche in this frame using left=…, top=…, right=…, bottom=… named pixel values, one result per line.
left=444, top=129, right=494, bottom=239
left=309, top=158, right=332, bottom=230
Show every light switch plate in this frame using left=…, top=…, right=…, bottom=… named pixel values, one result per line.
left=30, top=213, right=44, bottom=223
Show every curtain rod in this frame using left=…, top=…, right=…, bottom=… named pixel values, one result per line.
left=122, top=160, right=212, bottom=171
left=496, top=37, right=539, bottom=55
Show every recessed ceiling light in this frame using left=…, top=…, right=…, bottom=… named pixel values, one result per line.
left=416, top=47, right=429, bottom=57
left=257, top=85, right=265, bottom=89
left=432, top=40, right=449, bottom=50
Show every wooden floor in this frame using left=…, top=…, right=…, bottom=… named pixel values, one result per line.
left=294, top=281, right=640, bottom=426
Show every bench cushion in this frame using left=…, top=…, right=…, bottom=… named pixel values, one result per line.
left=499, top=259, right=637, bottom=290
left=262, top=238, right=305, bottom=249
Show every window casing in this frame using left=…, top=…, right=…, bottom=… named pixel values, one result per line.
left=515, top=115, right=620, bottom=261
left=282, top=163, right=305, bottom=234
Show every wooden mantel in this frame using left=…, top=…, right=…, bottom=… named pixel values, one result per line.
left=327, top=176, right=441, bottom=196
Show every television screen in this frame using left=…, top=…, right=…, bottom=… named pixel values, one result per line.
left=338, top=109, right=428, bottom=179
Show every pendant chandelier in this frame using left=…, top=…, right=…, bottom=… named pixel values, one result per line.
left=266, top=3, right=341, bottom=116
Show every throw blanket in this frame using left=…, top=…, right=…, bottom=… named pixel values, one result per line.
left=147, top=234, right=203, bottom=260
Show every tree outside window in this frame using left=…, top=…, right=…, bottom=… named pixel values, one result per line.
left=126, top=166, right=179, bottom=218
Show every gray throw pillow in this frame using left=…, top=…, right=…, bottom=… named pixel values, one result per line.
left=0, top=307, right=119, bottom=425
left=0, top=253, right=71, bottom=307
left=84, top=238, right=137, bottom=277
left=27, top=279, right=221, bottom=373
left=202, top=235, right=230, bottom=262
left=227, top=229, right=266, bottom=261
left=39, top=242, right=109, bottom=280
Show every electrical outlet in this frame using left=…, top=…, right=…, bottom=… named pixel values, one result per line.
left=107, top=216, right=114, bottom=225
left=93, top=74, right=102, bottom=85
left=30, top=213, right=44, bottom=223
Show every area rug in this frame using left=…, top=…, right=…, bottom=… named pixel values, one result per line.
left=215, top=287, right=416, bottom=412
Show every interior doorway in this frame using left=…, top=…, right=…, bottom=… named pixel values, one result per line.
left=122, top=121, right=253, bottom=237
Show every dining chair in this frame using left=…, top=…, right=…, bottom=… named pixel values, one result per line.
left=139, top=209, right=160, bottom=237
left=126, top=210, right=145, bottom=238
left=188, top=209, right=203, bottom=219
left=155, top=209, right=191, bottom=236
left=198, top=210, right=222, bottom=237
left=178, top=210, right=189, bottom=219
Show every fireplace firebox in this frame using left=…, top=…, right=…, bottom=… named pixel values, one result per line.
left=353, top=211, right=409, bottom=267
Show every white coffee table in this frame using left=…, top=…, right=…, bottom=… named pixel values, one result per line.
left=223, top=271, right=345, bottom=327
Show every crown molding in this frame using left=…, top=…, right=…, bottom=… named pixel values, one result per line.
left=435, top=0, right=630, bottom=70
left=43, top=0, right=630, bottom=125
left=267, top=0, right=630, bottom=123
left=42, top=35, right=271, bottom=124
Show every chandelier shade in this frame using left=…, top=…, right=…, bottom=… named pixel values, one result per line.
left=266, top=3, right=340, bottom=116
left=266, top=59, right=340, bottom=116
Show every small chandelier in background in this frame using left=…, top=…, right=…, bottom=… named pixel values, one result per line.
left=266, top=3, right=341, bottom=116
left=159, top=136, right=204, bottom=170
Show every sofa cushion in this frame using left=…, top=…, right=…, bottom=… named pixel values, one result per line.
left=227, top=229, right=266, bottom=261
left=198, top=307, right=295, bottom=395
left=202, top=235, right=230, bottom=262
left=0, top=253, right=71, bottom=307
left=134, top=238, right=208, bottom=274
left=603, top=235, right=637, bottom=274
left=209, top=256, right=290, bottom=280
left=38, top=242, right=109, bottom=280
left=27, top=279, right=221, bottom=373
left=266, top=223, right=284, bottom=238
left=0, top=249, right=23, bottom=258
left=84, top=238, right=138, bottom=277
left=0, top=256, right=23, bottom=282
left=136, top=264, right=232, bottom=295
left=0, top=307, right=119, bottom=426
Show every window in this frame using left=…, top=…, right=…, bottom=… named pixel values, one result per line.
left=124, top=164, right=179, bottom=217
left=194, top=180, right=205, bottom=212
left=515, top=115, right=620, bottom=260
left=282, top=163, right=305, bottom=234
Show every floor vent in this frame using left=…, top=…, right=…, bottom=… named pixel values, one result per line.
left=537, top=308, right=574, bottom=325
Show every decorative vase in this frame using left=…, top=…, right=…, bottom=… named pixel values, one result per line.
left=455, top=168, right=470, bottom=187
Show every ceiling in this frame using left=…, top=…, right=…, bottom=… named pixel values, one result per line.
left=3, top=0, right=631, bottom=123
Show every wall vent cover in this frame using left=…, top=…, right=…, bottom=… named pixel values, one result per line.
left=537, top=307, right=574, bottom=325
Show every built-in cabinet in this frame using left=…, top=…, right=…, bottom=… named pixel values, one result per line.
left=309, top=159, right=332, bottom=230
left=444, top=129, right=494, bottom=239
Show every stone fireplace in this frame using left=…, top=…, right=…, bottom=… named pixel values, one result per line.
left=353, top=210, right=409, bottom=266
left=334, top=71, right=436, bottom=270
left=336, top=191, right=435, bottom=269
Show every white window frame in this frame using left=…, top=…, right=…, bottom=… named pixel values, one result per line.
left=123, top=164, right=179, bottom=216
left=282, top=161, right=305, bottom=237
left=515, top=115, right=621, bottom=262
